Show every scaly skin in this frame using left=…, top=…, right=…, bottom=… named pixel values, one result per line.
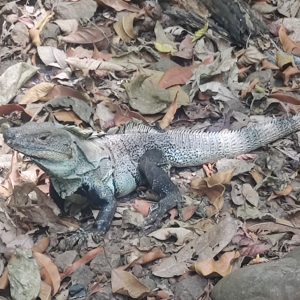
left=3, top=115, right=300, bottom=240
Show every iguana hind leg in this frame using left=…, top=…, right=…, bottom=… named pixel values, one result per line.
left=138, top=149, right=181, bottom=232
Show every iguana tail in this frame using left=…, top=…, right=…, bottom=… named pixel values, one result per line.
left=165, top=115, right=300, bottom=167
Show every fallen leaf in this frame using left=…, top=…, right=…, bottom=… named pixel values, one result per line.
left=0, top=62, right=38, bottom=104
left=242, top=183, right=259, bottom=207
left=128, top=248, right=166, bottom=267
left=182, top=205, right=197, bottom=221
left=97, top=0, right=140, bottom=12
left=61, top=26, right=112, bottom=46
left=270, top=92, right=300, bottom=105
left=32, top=237, right=50, bottom=253
left=33, top=252, right=60, bottom=295
left=39, top=281, right=52, bottom=300
left=159, top=64, right=198, bottom=89
left=125, top=70, right=189, bottom=114
left=192, top=22, right=208, bottom=42
left=29, top=12, right=54, bottom=46
left=132, top=199, right=152, bottom=217
left=154, top=21, right=177, bottom=53
left=279, top=25, right=300, bottom=56
left=192, top=251, right=240, bottom=277
left=37, top=46, right=67, bottom=68
left=159, top=98, right=177, bottom=129
left=191, top=169, right=235, bottom=215
left=19, top=82, right=55, bottom=104
left=0, top=268, right=9, bottom=289
left=111, top=268, right=150, bottom=298
left=282, top=65, right=300, bottom=85
left=152, top=217, right=238, bottom=277
left=61, top=247, right=103, bottom=279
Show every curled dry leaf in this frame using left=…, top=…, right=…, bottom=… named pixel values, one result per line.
left=32, top=237, right=50, bottom=253
left=97, top=0, right=140, bottom=13
left=282, top=66, right=300, bottom=85
left=19, top=82, right=55, bottom=104
left=191, top=169, right=235, bottom=215
left=132, top=199, right=151, bottom=217
left=158, top=64, right=198, bottom=89
left=111, top=268, right=150, bottom=298
left=29, top=12, right=54, bottom=47
left=182, top=205, right=197, bottom=221
left=149, top=227, right=194, bottom=246
left=270, top=92, right=300, bottom=105
left=191, top=251, right=240, bottom=277
left=33, top=252, right=60, bottom=296
left=279, top=25, right=300, bottom=57
left=128, top=248, right=166, bottom=267
left=61, top=247, right=103, bottom=280
left=152, top=217, right=238, bottom=277
left=159, top=98, right=177, bottom=129
left=61, top=26, right=112, bottom=45
left=37, top=46, right=67, bottom=69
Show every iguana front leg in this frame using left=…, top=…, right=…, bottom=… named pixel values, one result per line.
left=138, top=149, right=181, bottom=232
left=85, top=184, right=117, bottom=235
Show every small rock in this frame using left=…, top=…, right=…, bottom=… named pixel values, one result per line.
left=53, top=250, right=78, bottom=272
left=212, top=247, right=300, bottom=300
left=90, top=251, right=121, bottom=276
left=174, top=274, right=207, bottom=300
left=54, top=0, right=97, bottom=20
left=71, top=265, right=94, bottom=287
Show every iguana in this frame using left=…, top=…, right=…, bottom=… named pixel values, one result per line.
left=3, top=116, right=300, bottom=237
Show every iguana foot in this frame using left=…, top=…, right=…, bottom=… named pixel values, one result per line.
left=57, top=226, right=105, bottom=250
left=138, top=149, right=182, bottom=234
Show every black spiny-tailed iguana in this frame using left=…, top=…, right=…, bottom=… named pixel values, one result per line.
left=3, top=116, right=300, bottom=236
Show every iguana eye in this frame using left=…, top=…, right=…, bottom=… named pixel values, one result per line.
left=39, top=135, right=48, bottom=141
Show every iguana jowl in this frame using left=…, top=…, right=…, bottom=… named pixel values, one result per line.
left=3, top=116, right=300, bottom=234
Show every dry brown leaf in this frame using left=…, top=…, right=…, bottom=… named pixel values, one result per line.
left=279, top=25, right=300, bottom=56
left=111, top=268, right=150, bottom=298
left=32, top=237, right=50, bottom=253
left=39, top=281, right=52, bottom=300
left=44, top=85, right=88, bottom=101
left=172, top=35, right=194, bottom=60
left=113, top=16, right=132, bottom=43
left=159, top=98, right=177, bottom=129
left=19, top=82, right=55, bottom=104
left=128, top=248, right=166, bottom=267
left=61, top=247, right=103, bottom=279
left=97, top=0, right=140, bottom=12
left=159, top=64, right=198, bottom=89
left=33, top=252, right=60, bottom=296
left=250, top=168, right=264, bottom=184
left=270, top=92, right=300, bottom=105
left=61, top=27, right=112, bottom=45
left=191, top=169, right=234, bottom=214
left=182, top=205, right=197, bottom=221
left=0, top=268, right=9, bottom=289
left=282, top=66, right=300, bottom=86
left=29, top=12, right=54, bottom=46
left=192, top=251, right=240, bottom=277
left=53, top=110, right=83, bottom=126
left=132, top=199, right=151, bottom=217
left=122, top=13, right=137, bottom=39
left=261, top=59, right=279, bottom=70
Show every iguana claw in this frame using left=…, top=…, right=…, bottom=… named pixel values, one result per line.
left=56, top=226, right=104, bottom=250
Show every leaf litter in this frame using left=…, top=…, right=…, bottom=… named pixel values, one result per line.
left=0, top=0, right=300, bottom=299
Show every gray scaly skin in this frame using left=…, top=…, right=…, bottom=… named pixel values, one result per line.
left=3, top=115, right=300, bottom=238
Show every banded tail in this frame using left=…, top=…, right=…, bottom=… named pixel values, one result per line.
left=164, top=115, right=300, bottom=167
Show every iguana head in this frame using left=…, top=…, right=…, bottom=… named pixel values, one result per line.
left=3, top=122, right=80, bottom=177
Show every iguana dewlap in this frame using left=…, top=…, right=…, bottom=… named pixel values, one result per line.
left=3, top=116, right=300, bottom=234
